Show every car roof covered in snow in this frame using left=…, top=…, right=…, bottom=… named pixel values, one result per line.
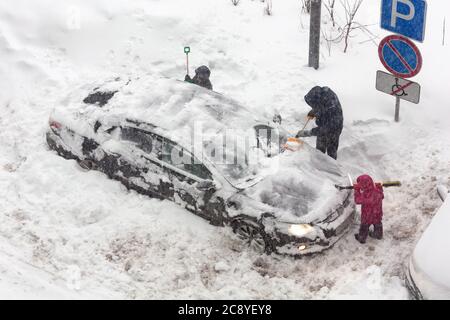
left=55, top=74, right=262, bottom=143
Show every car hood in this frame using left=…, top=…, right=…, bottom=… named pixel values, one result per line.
left=240, top=143, right=348, bottom=224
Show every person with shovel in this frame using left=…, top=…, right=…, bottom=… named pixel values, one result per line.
left=296, top=86, right=343, bottom=160
left=185, top=65, right=213, bottom=91
left=335, top=178, right=401, bottom=244
left=183, top=46, right=213, bottom=90
left=353, top=175, right=385, bottom=244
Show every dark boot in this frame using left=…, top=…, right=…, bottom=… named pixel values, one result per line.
left=370, top=223, right=383, bottom=240
left=355, top=224, right=369, bottom=244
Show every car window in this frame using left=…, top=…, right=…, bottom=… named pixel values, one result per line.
left=160, top=139, right=213, bottom=181
left=121, top=127, right=212, bottom=181
left=121, top=127, right=154, bottom=154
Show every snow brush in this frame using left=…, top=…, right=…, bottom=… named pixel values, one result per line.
left=282, top=117, right=312, bottom=152
left=297, top=117, right=312, bottom=137
left=283, top=137, right=304, bottom=152
left=335, top=181, right=402, bottom=191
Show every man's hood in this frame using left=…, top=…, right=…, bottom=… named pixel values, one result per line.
left=304, top=86, right=341, bottom=114
left=304, top=86, right=323, bottom=111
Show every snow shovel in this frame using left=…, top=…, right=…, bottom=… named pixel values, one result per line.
left=184, top=46, right=191, bottom=76
left=335, top=181, right=402, bottom=191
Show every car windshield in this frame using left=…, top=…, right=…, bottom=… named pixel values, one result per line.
left=202, top=126, right=284, bottom=188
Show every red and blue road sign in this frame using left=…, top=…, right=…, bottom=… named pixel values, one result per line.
left=378, top=35, right=422, bottom=78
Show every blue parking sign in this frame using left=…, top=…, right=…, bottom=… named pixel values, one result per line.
left=381, top=0, right=427, bottom=42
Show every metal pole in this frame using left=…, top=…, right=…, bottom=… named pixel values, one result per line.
left=443, top=17, right=446, bottom=46
left=186, top=54, right=190, bottom=76
left=395, top=96, right=400, bottom=122
left=308, top=0, right=322, bottom=70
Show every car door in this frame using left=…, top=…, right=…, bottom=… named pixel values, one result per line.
left=117, top=126, right=176, bottom=200
left=151, top=135, right=228, bottom=225
left=156, top=138, right=211, bottom=208
left=101, top=124, right=227, bottom=224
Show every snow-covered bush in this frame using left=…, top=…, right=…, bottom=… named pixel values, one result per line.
left=341, top=0, right=364, bottom=52
left=324, top=0, right=336, bottom=27
left=322, top=0, right=368, bottom=53
left=301, top=0, right=311, bottom=14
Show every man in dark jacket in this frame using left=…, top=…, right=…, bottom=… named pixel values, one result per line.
left=185, top=65, right=213, bottom=90
left=296, top=86, right=343, bottom=160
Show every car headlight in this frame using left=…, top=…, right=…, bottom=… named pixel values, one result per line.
left=288, top=224, right=315, bottom=237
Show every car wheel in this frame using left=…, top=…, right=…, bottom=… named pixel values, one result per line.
left=232, top=221, right=267, bottom=254
left=77, top=159, right=96, bottom=171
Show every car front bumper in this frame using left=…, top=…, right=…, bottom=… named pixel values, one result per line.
left=273, top=192, right=356, bottom=257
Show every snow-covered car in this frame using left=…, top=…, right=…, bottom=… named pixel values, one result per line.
left=46, top=75, right=355, bottom=257
left=406, top=186, right=450, bottom=299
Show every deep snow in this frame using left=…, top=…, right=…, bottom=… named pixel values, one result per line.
left=0, top=0, right=449, bottom=299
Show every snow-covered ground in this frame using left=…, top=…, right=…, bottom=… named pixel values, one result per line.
left=0, top=0, right=449, bottom=299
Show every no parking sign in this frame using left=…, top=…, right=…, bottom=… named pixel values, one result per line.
left=378, top=35, right=422, bottom=78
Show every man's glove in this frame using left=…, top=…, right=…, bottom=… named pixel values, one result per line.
left=295, top=130, right=312, bottom=138
left=184, top=74, right=192, bottom=82
left=307, top=110, right=316, bottom=119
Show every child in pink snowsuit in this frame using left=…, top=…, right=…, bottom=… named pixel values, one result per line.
left=354, top=175, right=384, bottom=244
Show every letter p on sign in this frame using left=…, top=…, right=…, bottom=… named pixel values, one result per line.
left=381, top=0, right=427, bottom=42
left=391, top=0, right=415, bottom=28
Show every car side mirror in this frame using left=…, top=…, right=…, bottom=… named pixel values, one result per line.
left=437, top=185, right=449, bottom=202
left=197, top=180, right=218, bottom=192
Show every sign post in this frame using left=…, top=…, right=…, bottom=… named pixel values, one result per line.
left=378, top=0, right=427, bottom=122
left=308, top=0, right=322, bottom=70
left=395, top=96, right=401, bottom=122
